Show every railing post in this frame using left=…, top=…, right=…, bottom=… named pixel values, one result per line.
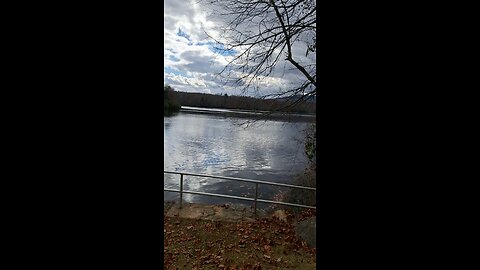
left=254, top=183, right=258, bottom=215
left=179, top=174, right=184, bottom=209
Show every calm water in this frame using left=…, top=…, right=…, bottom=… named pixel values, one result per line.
left=164, top=108, right=312, bottom=207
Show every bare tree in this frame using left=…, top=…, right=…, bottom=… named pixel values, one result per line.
left=201, top=0, right=316, bottom=111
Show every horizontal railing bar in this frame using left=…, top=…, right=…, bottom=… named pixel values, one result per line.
left=182, top=190, right=256, bottom=202
left=162, top=189, right=256, bottom=202
left=164, top=170, right=316, bottom=191
left=163, top=189, right=316, bottom=209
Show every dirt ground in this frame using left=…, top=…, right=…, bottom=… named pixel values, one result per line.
left=163, top=203, right=317, bottom=269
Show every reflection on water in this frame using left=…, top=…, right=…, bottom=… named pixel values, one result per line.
left=164, top=111, right=311, bottom=206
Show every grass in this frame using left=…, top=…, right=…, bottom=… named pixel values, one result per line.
left=164, top=213, right=316, bottom=270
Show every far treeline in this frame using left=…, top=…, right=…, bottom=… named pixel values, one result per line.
left=164, top=85, right=316, bottom=114
left=164, top=85, right=181, bottom=115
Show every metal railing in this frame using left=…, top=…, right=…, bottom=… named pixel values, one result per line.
left=164, top=170, right=316, bottom=215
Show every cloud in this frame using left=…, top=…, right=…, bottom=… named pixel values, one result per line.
left=164, top=0, right=316, bottom=97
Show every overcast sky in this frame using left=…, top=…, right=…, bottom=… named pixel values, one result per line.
left=164, top=0, right=316, bottom=97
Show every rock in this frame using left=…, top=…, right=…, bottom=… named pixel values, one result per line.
left=294, top=216, right=316, bottom=248
left=272, top=210, right=287, bottom=222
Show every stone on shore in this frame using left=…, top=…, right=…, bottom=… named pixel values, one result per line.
left=294, top=217, right=316, bottom=248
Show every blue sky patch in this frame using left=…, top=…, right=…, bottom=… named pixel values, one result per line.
left=176, top=28, right=191, bottom=42
left=164, top=66, right=188, bottom=77
left=208, top=43, right=237, bottom=56
left=169, top=55, right=180, bottom=62
left=195, top=41, right=215, bottom=46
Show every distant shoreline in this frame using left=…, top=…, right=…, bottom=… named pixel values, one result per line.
left=179, top=106, right=316, bottom=122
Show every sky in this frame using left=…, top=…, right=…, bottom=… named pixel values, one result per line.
left=164, top=0, right=316, bottom=97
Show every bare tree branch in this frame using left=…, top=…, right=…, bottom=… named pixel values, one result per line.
left=201, top=0, right=316, bottom=113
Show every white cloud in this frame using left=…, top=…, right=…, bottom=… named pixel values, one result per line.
left=164, top=0, right=316, bottom=97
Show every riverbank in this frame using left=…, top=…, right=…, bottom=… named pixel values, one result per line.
left=163, top=202, right=316, bottom=269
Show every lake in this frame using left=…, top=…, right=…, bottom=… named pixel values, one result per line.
left=164, top=107, right=314, bottom=208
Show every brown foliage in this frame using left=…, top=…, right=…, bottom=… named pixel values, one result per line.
left=163, top=210, right=316, bottom=269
